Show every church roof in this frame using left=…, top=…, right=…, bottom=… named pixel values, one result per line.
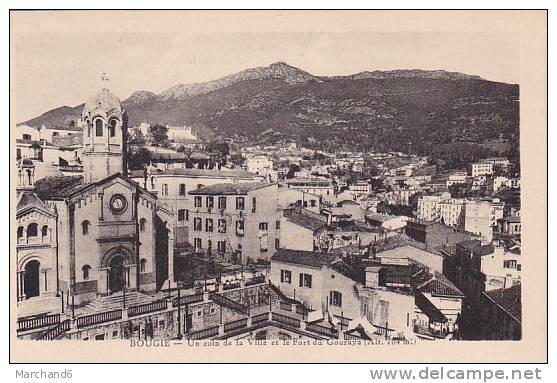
left=82, top=89, right=123, bottom=118
left=34, top=173, right=158, bottom=201
left=34, top=175, right=85, bottom=199
left=16, top=192, right=56, bottom=218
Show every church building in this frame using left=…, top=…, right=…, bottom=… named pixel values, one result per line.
left=15, top=85, right=175, bottom=315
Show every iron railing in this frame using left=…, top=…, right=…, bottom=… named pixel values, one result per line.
left=210, top=292, right=249, bottom=315
left=17, top=313, right=60, bottom=332
left=173, top=293, right=204, bottom=307
left=224, top=318, right=248, bottom=333
left=306, top=322, right=339, bottom=338
left=251, top=313, right=269, bottom=325
left=272, top=312, right=300, bottom=328
left=128, top=300, right=168, bottom=317
left=188, top=325, right=219, bottom=340
left=76, top=309, right=122, bottom=329
left=39, top=319, right=71, bottom=340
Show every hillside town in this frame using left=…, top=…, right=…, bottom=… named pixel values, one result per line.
left=15, top=83, right=521, bottom=343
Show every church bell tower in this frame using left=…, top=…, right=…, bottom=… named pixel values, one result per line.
left=81, top=74, right=128, bottom=182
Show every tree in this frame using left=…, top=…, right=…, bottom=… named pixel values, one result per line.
left=149, top=124, right=169, bottom=147
left=205, top=141, right=230, bottom=157
left=286, top=164, right=300, bottom=179
left=128, top=147, right=152, bottom=170
left=129, top=127, right=146, bottom=148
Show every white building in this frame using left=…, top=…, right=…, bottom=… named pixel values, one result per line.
left=246, top=155, right=274, bottom=177
left=464, top=199, right=505, bottom=243
left=470, top=161, right=494, bottom=177
left=129, top=167, right=263, bottom=245
left=349, top=182, right=371, bottom=197
left=167, top=125, right=198, bottom=142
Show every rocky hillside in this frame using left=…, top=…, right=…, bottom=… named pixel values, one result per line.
left=20, top=62, right=519, bottom=168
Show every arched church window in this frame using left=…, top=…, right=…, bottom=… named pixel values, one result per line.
left=139, top=259, right=147, bottom=273
left=95, top=119, right=103, bottom=137
left=139, top=218, right=146, bottom=232
left=109, top=119, right=117, bottom=138
left=41, top=225, right=48, bottom=238
left=82, top=265, right=91, bottom=280
left=82, top=220, right=90, bottom=235
left=17, top=226, right=24, bottom=239
left=27, top=223, right=38, bottom=238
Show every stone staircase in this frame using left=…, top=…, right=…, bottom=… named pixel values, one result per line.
left=17, top=296, right=61, bottom=319
left=78, top=291, right=157, bottom=315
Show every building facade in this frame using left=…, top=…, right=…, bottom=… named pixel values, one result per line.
left=187, top=183, right=281, bottom=265
left=15, top=87, right=173, bottom=316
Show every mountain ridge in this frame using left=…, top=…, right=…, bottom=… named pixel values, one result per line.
left=17, top=62, right=519, bottom=170
left=20, top=62, right=499, bottom=127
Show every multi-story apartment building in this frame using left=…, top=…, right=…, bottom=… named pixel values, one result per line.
left=349, top=181, right=372, bottom=197
left=187, top=183, right=281, bottom=265
left=437, top=199, right=465, bottom=227
left=470, top=161, right=494, bottom=177
left=463, top=199, right=504, bottom=243
left=130, top=168, right=263, bottom=245
left=417, top=193, right=464, bottom=227
left=416, top=195, right=444, bottom=221
left=417, top=195, right=502, bottom=241
left=446, top=171, right=469, bottom=187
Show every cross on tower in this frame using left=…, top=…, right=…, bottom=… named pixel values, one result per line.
left=101, top=72, right=110, bottom=91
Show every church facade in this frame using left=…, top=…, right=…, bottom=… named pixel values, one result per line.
left=15, top=87, right=174, bottom=313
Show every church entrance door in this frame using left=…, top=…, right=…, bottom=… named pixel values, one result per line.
left=108, top=256, right=125, bottom=293
left=23, top=260, right=40, bottom=299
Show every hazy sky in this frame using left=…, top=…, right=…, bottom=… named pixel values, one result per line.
left=11, top=11, right=522, bottom=123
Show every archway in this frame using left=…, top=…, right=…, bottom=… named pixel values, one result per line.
left=23, top=260, right=40, bottom=299
left=108, top=256, right=125, bottom=293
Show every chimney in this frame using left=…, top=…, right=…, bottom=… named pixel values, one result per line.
left=503, top=275, right=513, bottom=289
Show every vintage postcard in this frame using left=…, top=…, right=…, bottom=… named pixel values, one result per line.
left=9, top=10, right=547, bottom=363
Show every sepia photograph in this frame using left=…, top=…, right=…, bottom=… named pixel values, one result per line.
left=8, top=9, right=547, bottom=364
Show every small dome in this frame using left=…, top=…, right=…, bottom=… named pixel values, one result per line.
left=20, top=158, right=34, bottom=167
left=82, top=89, right=123, bottom=118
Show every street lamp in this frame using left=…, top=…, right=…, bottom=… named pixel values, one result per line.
left=177, top=284, right=182, bottom=340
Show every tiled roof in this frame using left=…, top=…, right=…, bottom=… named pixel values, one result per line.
left=484, top=284, right=521, bottom=323
left=16, top=192, right=53, bottom=214
left=188, top=182, right=272, bottom=195
left=329, top=259, right=363, bottom=283
left=271, top=249, right=338, bottom=268
left=34, top=175, right=86, bottom=199
left=418, top=272, right=464, bottom=298
left=283, top=208, right=327, bottom=232
left=458, top=240, right=494, bottom=256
